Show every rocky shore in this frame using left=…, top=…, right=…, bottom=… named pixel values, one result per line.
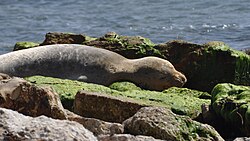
left=0, top=32, right=249, bottom=140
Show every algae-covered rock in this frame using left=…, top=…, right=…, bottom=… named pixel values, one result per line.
left=13, top=41, right=39, bottom=51
left=155, top=40, right=250, bottom=92
left=40, top=32, right=96, bottom=45
left=25, top=76, right=210, bottom=119
left=85, top=32, right=163, bottom=58
left=123, top=107, right=224, bottom=141
left=211, top=83, right=250, bottom=136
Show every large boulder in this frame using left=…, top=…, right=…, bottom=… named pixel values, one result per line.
left=211, top=83, right=250, bottom=136
left=73, top=90, right=144, bottom=123
left=25, top=76, right=210, bottom=119
left=123, top=107, right=224, bottom=141
left=155, top=41, right=250, bottom=92
left=0, top=107, right=97, bottom=141
left=0, top=73, right=67, bottom=119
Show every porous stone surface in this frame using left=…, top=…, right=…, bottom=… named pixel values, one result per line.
left=123, top=107, right=224, bottom=141
left=0, top=73, right=67, bottom=119
left=73, top=90, right=144, bottom=123
left=211, top=83, right=250, bottom=136
left=0, top=108, right=97, bottom=141
left=98, top=134, right=163, bottom=141
left=65, top=109, right=124, bottom=136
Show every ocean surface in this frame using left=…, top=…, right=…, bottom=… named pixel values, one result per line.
left=0, top=0, right=250, bottom=54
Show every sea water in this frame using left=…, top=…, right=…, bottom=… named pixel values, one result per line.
left=0, top=0, right=250, bottom=54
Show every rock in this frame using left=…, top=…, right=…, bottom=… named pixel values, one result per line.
left=233, top=137, right=250, bottom=141
left=155, top=40, right=250, bottom=92
left=211, top=83, right=250, bottom=136
left=73, top=90, right=144, bottom=123
left=25, top=76, right=210, bottom=119
left=84, top=32, right=162, bottom=59
left=40, top=32, right=96, bottom=45
left=0, top=74, right=67, bottom=119
left=65, top=109, right=124, bottom=136
left=123, top=107, right=224, bottom=141
left=0, top=107, right=97, bottom=141
left=13, top=41, right=40, bottom=51
left=98, top=134, right=163, bottom=141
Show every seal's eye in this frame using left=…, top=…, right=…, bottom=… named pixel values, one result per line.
left=160, top=76, right=167, bottom=80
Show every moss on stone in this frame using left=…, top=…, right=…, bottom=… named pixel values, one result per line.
left=25, top=76, right=210, bottom=118
left=85, top=32, right=164, bottom=59
left=211, top=83, right=250, bottom=135
left=13, top=41, right=39, bottom=51
left=204, top=41, right=250, bottom=86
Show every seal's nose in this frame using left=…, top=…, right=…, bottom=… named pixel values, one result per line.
left=174, top=73, right=187, bottom=87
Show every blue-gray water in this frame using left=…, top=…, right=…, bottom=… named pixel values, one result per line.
left=1, top=0, right=250, bottom=54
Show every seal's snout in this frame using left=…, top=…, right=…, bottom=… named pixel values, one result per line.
left=173, top=72, right=187, bottom=87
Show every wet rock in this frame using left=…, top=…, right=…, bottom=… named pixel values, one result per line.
left=65, top=109, right=124, bottom=136
left=0, top=74, right=67, bottom=119
left=211, top=83, right=250, bottom=136
left=73, top=90, right=144, bottom=123
left=40, top=32, right=96, bottom=45
left=0, top=107, right=97, bottom=141
left=98, top=134, right=163, bottom=141
left=13, top=41, right=39, bottom=51
left=123, top=107, right=224, bottom=141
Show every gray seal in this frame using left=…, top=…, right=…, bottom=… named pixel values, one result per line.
left=0, top=44, right=186, bottom=91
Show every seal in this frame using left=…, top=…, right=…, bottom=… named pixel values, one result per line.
left=0, top=44, right=186, bottom=91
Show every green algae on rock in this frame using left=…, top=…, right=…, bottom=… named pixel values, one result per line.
left=211, top=83, right=250, bottom=136
left=24, top=76, right=210, bottom=118
left=13, top=41, right=40, bottom=51
left=85, top=32, right=163, bottom=59
left=155, top=40, right=250, bottom=92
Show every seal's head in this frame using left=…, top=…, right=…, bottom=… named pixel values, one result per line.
left=131, top=57, right=187, bottom=91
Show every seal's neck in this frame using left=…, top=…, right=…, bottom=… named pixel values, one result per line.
left=114, top=58, right=151, bottom=88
